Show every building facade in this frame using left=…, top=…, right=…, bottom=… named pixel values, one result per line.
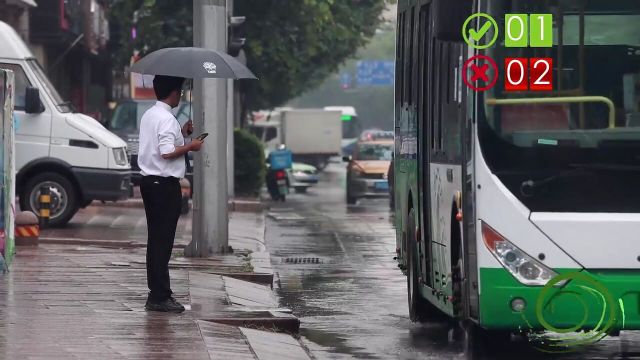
left=0, top=0, right=36, bottom=41
left=29, top=0, right=110, bottom=121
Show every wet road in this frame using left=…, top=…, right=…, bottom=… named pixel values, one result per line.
left=266, top=163, right=640, bottom=360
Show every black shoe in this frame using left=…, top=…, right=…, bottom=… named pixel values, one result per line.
left=145, top=297, right=185, bottom=313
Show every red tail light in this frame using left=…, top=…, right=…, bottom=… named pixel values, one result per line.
left=276, top=170, right=286, bottom=179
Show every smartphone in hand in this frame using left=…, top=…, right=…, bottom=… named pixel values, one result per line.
left=196, top=133, right=209, bottom=141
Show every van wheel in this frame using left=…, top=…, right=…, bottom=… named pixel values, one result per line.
left=20, top=172, right=79, bottom=227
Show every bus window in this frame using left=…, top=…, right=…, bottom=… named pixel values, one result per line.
left=403, top=9, right=414, bottom=105
left=396, top=13, right=405, bottom=107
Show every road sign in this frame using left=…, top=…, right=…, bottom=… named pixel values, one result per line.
left=356, top=60, right=394, bottom=87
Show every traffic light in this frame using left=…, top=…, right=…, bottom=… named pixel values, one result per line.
left=228, top=16, right=246, bottom=57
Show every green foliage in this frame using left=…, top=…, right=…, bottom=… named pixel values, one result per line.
left=236, top=0, right=388, bottom=110
left=109, top=0, right=389, bottom=110
left=234, top=129, right=266, bottom=196
left=109, top=0, right=193, bottom=71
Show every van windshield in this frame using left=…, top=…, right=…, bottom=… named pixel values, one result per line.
left=27, top=59, right=72, bottom=113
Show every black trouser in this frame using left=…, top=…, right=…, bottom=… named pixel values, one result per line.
left=140, top=175, right=181, bottom=302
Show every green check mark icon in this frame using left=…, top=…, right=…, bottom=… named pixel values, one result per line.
left=468, top=21, right=493, bottom=43
left=462, top=13, right=499, bottom=49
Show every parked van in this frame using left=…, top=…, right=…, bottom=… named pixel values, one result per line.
left=0, top=21, right=131, bottom=226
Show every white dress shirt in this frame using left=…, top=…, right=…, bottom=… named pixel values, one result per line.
left=138, top=101, right=186, bottom=178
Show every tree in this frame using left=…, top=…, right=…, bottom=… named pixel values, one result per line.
left=236, top=0, right=388, bottom=110
left=109, top=0, right=193, bottom=71
left=109, top=0, right=389, bottom=111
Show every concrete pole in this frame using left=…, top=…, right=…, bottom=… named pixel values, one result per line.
left=227, top=78, right=234, bottom=197
left=187, top=0, right=228, bottom=257
left=226, top=0, right=235, bottom=198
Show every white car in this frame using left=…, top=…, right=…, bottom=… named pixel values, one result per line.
left=289, top=163, right=319, bottom=193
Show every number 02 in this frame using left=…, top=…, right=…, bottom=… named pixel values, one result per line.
left=530, top=58, right=553, bottom=91
left=533, top=60, right=550, bottom=85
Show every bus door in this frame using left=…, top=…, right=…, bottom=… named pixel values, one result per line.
left=428, top=40, right=465, bottom=298
left=417, top=4, right=434, bottom=287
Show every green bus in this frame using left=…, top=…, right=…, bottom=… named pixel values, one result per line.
left=394, top=0, right=640, bottom=353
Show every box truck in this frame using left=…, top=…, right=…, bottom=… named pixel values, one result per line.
left=249, top=109, right=342, bottom=170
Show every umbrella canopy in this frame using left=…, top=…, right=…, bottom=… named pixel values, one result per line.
left=129, top=47, right=257, bottom=80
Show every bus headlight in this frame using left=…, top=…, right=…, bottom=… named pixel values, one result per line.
left=481, top=221, right=560, bottom=286
left=112, top=147, right=128, bottom=166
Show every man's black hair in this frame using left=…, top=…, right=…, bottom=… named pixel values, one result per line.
left=153, top=75, right=185, bottom=100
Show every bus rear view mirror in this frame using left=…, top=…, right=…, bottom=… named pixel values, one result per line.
left=435, top=0, right=473, bottom=42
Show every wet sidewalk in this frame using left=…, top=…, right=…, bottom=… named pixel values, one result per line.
left=0, top=208, right=310, bottom=359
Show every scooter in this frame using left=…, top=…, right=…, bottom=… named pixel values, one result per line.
left=267, top=168, right=289, bottom=201
left=266, top=144, right=292, bottom=202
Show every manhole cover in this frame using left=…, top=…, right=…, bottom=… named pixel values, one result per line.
left=282, top=257, right=323, bottom=264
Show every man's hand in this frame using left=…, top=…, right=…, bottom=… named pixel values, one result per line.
left=161, top=139, right=203, bottom=160
left=182, top=120, right=193, bottom=137
left=189, top=139, right=203, bottom=152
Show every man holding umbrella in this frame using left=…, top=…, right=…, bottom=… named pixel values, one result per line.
left=129, top=46, right=256, bottom=312
left=138, top=75, right=203, bottom=313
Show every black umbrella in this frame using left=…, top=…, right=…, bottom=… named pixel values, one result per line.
left=129, top=47, right=257, bottom=80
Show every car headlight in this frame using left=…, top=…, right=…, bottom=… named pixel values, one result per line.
left=293, top=171, right=306, bottom=177
left=113, top=147, right=128, bottom=166
left=481, top=221, right=560, bottom=286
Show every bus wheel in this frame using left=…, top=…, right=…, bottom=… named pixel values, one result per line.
left=407, top=208, right=429, bottom=322
left=462, top=321, right=511, bottom=359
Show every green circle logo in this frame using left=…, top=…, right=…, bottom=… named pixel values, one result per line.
left=462, top=13, right=499, bottom=50
left=519, top=272, right=619, bottom=353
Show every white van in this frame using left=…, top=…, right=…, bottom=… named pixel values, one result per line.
left=0, top=21, right=131, bottom=226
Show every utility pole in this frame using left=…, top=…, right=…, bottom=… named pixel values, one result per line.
left=226, top=0, right=237, bottom=197
left=227, top=79, right=234, bottom=197
left=187, top=0, right=228, bottom=257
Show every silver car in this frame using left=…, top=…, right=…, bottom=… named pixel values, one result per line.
left=288, top=162, right=319, bottom=193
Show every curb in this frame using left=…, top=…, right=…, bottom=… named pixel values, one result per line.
left=39, top=237, right=140, bottom=248
left=229, top=199, right=264, bottom=213
left=88, top=199, right=145, bottom=209
left=222, top=272, right=274, bottom=286
left=203, top=312, right=300, bottom=333
left=90, top=198, right=263, bottom=212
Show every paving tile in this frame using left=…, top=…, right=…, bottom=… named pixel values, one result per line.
left=240, top=328, right=311, bottom=360
left=0, top=207, right=275, bottom=359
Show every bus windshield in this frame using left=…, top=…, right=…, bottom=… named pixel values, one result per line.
left=479, top=0, right=640, bottom=212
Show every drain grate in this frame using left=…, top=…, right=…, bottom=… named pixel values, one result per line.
left=282, top=257, right=323, bottom=264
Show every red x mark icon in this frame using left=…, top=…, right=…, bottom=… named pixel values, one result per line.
left=470, top=63, right=490, bottom=82
left=463, top=55, right=498, bottom=92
